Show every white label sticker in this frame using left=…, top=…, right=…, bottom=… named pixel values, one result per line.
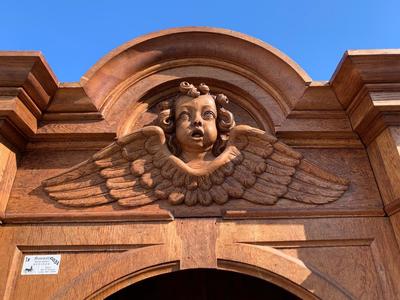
left=21, top=255, right=61, bottom=275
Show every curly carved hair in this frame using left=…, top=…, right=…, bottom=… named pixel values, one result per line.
left=157, top=82, right=235, bottom=156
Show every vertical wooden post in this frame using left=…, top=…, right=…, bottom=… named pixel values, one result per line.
left=0, top=142, right=16, bottom=222
left=367, top=127, right=400, bottom=244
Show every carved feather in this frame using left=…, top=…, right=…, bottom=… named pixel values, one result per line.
left=185, top=190, right=198, bottom=206
left=117, top=192, right=157, bottom=207
left=44, top=173, right=105, bottom=193
left=42, top=159, right=100, bottom=187
left=242, top=189, right=278, bottom=205
left=42, top=124, right=349, bottom=208
left=42, top=126, right=170, bottom=207
left=227, top=125, right=349, bottom=205
left=168, top=189, right=185, bottom=205
left=198, top=189, right=213, bottom=206
left=209, top=185, right=229, bottom=204
left=58, top=194, right=115, bottom=207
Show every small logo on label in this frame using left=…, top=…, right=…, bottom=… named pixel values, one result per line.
left=21, top=255, right=61, bottom=275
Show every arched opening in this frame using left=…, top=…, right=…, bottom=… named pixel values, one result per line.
left=105, top=268, right=300, bottom=300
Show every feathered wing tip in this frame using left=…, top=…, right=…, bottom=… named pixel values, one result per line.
left=41, top=126, right=167, bottom=208
left=283, top=160, right=349, bottom=204
left=42, top=157, right=117, bottom=207
left=228, top=125, right=350, bottom=206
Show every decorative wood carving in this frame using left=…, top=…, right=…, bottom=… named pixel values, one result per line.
left=42, top=82, right=349, bottom=207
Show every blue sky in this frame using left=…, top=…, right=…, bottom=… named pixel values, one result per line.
left=1, top=1, right=399, bottom=82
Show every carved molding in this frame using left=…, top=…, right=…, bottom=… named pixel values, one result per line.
left=0, top=52, right=58, bottom=150
left=346, top=84, right=400, bottom=145
left=331, top=51, right=400, bottom=145
left=81, top=27, right=311, bottom=110
left=42, top=82, right=349, bottom=209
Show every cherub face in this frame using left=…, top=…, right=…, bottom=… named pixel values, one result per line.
left=175, top=94, right=218, bottom=154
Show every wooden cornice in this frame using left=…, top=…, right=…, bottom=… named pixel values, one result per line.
left=0, top=51, right=58, bottom=110
left=43, top=82, right=102, bottom=121
left=331, top=50, right=400, bottom=145
left=2, top=49, right=400, bottom=151
left=0, top=51, right=58, bottom=150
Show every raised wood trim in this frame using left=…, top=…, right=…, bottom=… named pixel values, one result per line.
left=331, top=51, right=400, bottom=145
left=80, top=27, right=311, bottom=111
left=331, top=49, right=400, bottom=109
left=88, top=262, right=180, bottom=300
left=384, top=199, right=400, bottom=216
left=0, top=143, right=16, bottom=222
left=0, top=52, right=58, bottom=150
left=41, top=112, right=103, bottom=121
left=46, top=83, right=98, bottom=113
left=346, top=84, right=400, bottom=145
left=3, top=210, right=173, bottom=224
left=2, top=207, right=385, bottom=224
left=218, top=245, right=353, bottom=299
left=218, top=260, right=319, bottom=300
left=0, top=120, right=26, bottom=150
left=0, top=87, right=42, bottom=118
left=367, top=127, right=400, bottom=207
left=222, top=207, right=385, bottom=219
left=0, top=96, right=37, bottom=136
left=0, top=51, right=58, bottom=110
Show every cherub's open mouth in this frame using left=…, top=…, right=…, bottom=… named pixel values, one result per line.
left=191, top=129, right=204, bottom=138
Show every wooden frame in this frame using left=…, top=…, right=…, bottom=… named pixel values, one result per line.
left=1, top=28, right=400, bottom=299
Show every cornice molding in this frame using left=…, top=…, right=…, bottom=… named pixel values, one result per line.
left=0, top=52, right=58, bottom=150
left=331, top=51, right=400, bottom=145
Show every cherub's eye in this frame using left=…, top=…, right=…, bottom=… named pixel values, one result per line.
left=203, top=111, right=216, bottom=120
left=178, top=111, right=190, bottom=121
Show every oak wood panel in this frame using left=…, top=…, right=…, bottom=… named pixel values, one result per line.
left=4, top=147, right=383, bottom=223
left=0, top=222, right=177, bottom=300
left=0, top=217, right=399, bottom=299
left=217, top=218, right=400, bottom=299
left=0, top=143, right=17, bottom=222
left=367, top=127, right=400, bottom=211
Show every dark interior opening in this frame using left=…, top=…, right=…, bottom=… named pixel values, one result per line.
left=106, top=268, right=300, bottom=300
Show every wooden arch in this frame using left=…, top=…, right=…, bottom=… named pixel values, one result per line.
left=48, top=243, right=352, bottom=300
left=77, top=27, right=313, bottom=135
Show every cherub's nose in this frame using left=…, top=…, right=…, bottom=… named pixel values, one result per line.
left=193, top=119, right=202, bottom=127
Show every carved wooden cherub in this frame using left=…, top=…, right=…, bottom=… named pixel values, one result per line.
left=42, top=82, right=349, bottom=207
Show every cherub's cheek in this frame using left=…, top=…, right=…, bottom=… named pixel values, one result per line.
left=177, top=119, right=189, bottom=128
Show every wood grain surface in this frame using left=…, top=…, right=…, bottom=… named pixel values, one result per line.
left=1, top=28, right=400, bottom=300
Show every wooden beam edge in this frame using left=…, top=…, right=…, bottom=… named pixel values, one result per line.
left=1, top=207, right=385, bottom=224
left=222, top=207, right=385, bottom=219
left=385, top=199, right=400, bottom=216
left=3, top=210, right=174, bottom=224
left=0, top=145, right=17, bottom=224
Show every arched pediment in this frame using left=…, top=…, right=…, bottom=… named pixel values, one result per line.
left=79, top=27, right=312, bottom=134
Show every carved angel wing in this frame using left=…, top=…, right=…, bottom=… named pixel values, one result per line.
left=225, top=125, right=349, bottom=205
left=43, top=125, right=349, bottom=208
left=42, top=126, right=171, bottom=207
